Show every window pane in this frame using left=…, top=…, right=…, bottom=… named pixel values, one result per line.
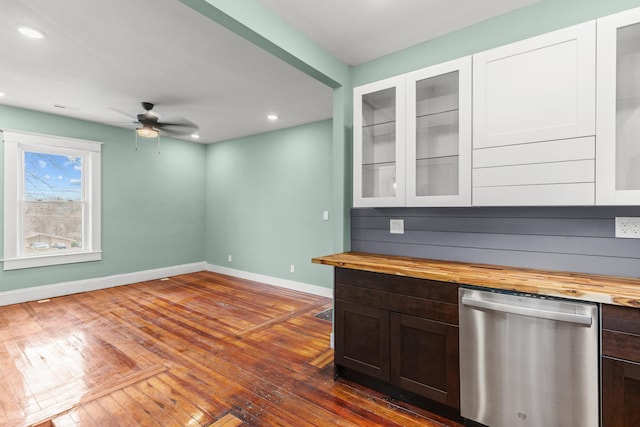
left=24, top=152, right=82, bottom=201
left=23, top=152, right=83, bottom=254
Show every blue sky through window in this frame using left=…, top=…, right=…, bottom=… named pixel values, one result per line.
left=24, top=151, right=82, bottom=201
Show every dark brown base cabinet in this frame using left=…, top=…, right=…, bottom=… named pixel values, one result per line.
left=334, top=268, right=460, bottom=412
left=602, top=304, right=640, bottom=427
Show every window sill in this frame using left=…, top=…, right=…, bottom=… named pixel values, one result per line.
left=2, top=251, right=102, bottom=271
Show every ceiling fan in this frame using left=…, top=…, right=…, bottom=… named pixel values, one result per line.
left=134, top=102, right=198, bottom=138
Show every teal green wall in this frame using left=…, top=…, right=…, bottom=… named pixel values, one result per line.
left=6, top=0, right=640, bottom=295
left=0, top=105, right=206, bottom=293
left=205, top=120, right=334, bottom=288
left=353, top=0, right=640, bottom=86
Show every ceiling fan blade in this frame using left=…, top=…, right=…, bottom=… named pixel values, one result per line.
left=157, top=125, right=198, bottom=136
left=156, top=118, right=198, bottom=135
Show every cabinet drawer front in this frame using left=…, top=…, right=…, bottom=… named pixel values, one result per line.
left=603, top=330, right=640, bottom=363
left=473, top=182, right=594, bottom=206
left=335, top=268, right=458, bottom=304
left=473, top=137, right=595, bottom=168
left=603, top=304, right=640, bottom=363
left=473, top=159, right=594, bottom=188
left=603, top=304, right=640, bottom=335
left=336, top=283, right=459, bottom=325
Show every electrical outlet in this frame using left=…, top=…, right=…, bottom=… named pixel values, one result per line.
left=290, top=264, right=295, bottom=273
left=615, top=217, right=640, bottom=238
left=228, top=254, right=232, bottom=262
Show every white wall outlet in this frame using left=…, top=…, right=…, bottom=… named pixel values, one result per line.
left=323, top=210, right=329, bottom=221
left=290, top=264, right=295, bottom=273
left=390, top=219, right=404, bottom=234
left=615, top=217, right=640, bottom=238
left=228, top=254, right=232, bottom=262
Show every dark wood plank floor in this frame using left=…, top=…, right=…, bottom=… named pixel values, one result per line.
left=0, top=271, right=462, bottom=426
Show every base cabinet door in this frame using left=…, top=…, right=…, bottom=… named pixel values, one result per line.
left=390, top=313, right=460, bottom=408
left=602, top=357, right=640, bottom=427
left=334, top=299, right=390, bottom=382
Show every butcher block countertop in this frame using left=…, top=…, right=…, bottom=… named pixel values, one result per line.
left=312, top=252, right=640, bottom=308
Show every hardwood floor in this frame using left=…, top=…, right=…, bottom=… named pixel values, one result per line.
left=0, top=271, right=462, bottom=426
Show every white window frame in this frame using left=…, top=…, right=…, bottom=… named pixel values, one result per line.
left=2, top=130, right=102, bottom=270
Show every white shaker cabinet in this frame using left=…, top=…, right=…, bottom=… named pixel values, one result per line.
left=472, top=22, right=596, bottom=206
left=353, top=76, right=406, bottom=207
left=405, top=57, right=472, bottom=207
left=596, top=7, right=640, bottom=205
left=353, top=59, right=472, bottom=208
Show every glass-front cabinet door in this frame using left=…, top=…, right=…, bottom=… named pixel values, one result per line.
left=353, top=76, right=406, bottom=207
left=405, top=57, right=471, bottom=206
left=597, top=7, right=640, bottom=205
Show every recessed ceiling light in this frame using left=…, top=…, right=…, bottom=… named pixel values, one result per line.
left=267, top=114, right=279, bottom=121
left=0, top=92, right=5, bottom=97
left=191, top=133, right=200, bottom=139
left=18, top=26, right=45, bottom=39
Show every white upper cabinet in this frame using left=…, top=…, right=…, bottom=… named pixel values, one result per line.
left=473, top=22, right=596, bottom=148
left=353, top=76, right=406, bottom=207
left=405, top=57, right=472, bottom=207
left=472, top=22, right=597, bottom=206
left=353, top=59, right=472, bottom=208
left=596, top=7, right=640, bottom=205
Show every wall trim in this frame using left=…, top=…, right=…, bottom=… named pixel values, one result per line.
left=206, top=263, right=333, bottom=298
left=0, top=262, right=207, bottom=306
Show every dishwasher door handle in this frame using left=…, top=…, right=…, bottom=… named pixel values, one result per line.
left=460, top=295, right=593, bottom=325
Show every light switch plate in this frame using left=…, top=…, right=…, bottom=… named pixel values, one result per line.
left=390, top=219, right=404, bottom=234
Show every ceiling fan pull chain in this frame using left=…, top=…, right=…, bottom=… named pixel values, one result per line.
left=135, top=131, right=139, bottom=151
left=157, top=134, right=161, bottom=154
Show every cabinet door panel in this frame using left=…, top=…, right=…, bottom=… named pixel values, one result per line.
left=335, top=300, right=390, bottom=381
left=390, top=313, right=459, bottom=408
left=597, top=7, right=640, bottom=204
left=602, top=357, right=640, bottom=427
left=473, top=21, right=595, bottom=149
left=406, top=57, right=472, bottom=207
left=353, top=76, right=406, bottom=207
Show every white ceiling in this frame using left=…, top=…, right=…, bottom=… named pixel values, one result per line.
left=0, top=0, right=537, bottom=144
left=259, top=0, right=538, bottom=66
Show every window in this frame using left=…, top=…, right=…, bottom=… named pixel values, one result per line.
left=3, top=130, right=102, bottom=270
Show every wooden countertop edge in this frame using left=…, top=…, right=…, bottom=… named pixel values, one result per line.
left=312, top=252, right=640, bottom=308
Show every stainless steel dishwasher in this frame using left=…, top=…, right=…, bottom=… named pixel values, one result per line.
left=459, top=288, right=599, bottom=427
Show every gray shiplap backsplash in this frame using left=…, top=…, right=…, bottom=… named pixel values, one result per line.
left=352, top=206, right=640, bottom=278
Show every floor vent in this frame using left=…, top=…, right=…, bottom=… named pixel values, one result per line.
left=314, top=308, right=332, bottom=322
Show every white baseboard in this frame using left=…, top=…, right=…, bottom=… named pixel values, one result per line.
left=206, top=264, right=333, bottom=298
left=0, top=262, right=207, bottom=306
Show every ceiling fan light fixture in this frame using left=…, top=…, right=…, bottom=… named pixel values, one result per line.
left=136, top=126, right=159, bottom=138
